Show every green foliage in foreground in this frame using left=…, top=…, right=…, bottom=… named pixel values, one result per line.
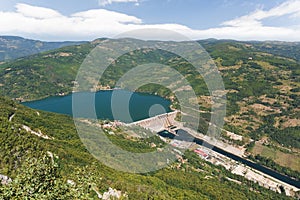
left=0, top=96, right=293, bottom=199
left=0, top=155, right=98, bottom=199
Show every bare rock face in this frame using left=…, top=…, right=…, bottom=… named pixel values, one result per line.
left=101, top=187, right=127, bottom=200
left=0, top=174, right=12, bottom=185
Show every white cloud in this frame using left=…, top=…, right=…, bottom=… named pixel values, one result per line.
left=0, top=2, right=300, bottom=41
left=16, top=3, right=63, bottom=19
left=72, top=9, right=142, bottom=24
left=222, top=0, right=300, bottom=27
left=98, top=0, right=140, bottom=6
left=208, top=0, right=300, bottom=41
left=0, top=4, right=143, bottom=40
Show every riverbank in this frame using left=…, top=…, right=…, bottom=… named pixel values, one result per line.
left=157, top=128, right=299, bottom=196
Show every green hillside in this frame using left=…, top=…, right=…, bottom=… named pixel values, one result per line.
left=0, top=39, right=299, bottom=141
left=0, top=96, right=293, bottom=199
left=248, top=41, right=300, bottom=62
left=201, top=40, right=300, bottom=146
left=0, top=42, right=96, bottom=100
left=0, top=39, right=299, bottom=181
left=0, top=36, right=86, bottom=61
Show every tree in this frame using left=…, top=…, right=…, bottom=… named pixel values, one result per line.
left=0, top=154, right=98, bottom=199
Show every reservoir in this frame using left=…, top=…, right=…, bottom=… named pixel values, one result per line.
left=22, top=90, right=172, bottom=123
left=23, top=90, right=299, bottom=188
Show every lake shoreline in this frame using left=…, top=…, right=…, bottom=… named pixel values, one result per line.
left=22, top=89, right=172, bottom=123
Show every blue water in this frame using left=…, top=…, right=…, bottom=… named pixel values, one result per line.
left=22, top=90, right=172, bottom=123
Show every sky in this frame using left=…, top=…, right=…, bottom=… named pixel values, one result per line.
left=0, top=0, right=300, bottom=41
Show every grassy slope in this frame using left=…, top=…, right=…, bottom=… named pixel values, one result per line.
left=0, top=96, right=293, bottom=199
left=0, top=39, right=299, bottom=173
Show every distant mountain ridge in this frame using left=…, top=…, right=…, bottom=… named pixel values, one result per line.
left=0, top=36, right=86, bottom=61
left=198, top=39, right=300, bottom=61
left=244, top=41, right=300, bottom=62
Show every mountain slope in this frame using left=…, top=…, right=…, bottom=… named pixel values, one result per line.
left=0, top=36, right=86, bottom=61
left=0, top=96, right=293, bottom=199
left=0, top=42, right=96, bottom=100
left=0, top=38, right=299, bottom=177
left=248, top=41, right=300, bottom=62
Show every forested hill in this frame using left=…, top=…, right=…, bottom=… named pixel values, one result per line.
left=0, top=96, right=293, bottom=199
left=0, top=36, right=86, bottom=61
left=0, top=38, right=299, bottom=177
left=248, top=41, right=300, bottom=62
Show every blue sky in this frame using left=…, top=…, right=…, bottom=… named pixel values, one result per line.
left=0, top=0, right=300, bottom=41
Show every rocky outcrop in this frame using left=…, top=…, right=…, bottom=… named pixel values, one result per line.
left=0, top=174, right=12, bottom=185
